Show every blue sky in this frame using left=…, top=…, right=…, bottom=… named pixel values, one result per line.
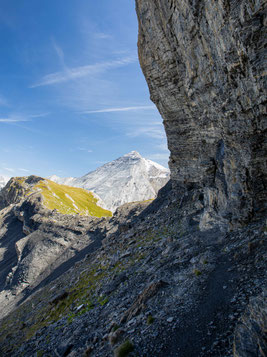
left=0, top=0, right=169, bottom=178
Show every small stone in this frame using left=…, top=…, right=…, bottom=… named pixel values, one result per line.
left=76, top=304, right=84, bottom=311
left=83, top=346, right=93, bottom=356
left=108, top=328, right=124, bottom=346
left=93, top=336, right=98, bottom=344
left=121, top=251, right=131, bottom=259
left=127, top=318, right=136, bottom=326
left=167, top=317, right=174, bottom=323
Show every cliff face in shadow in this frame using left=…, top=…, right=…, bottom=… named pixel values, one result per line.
left=136, top=0, right=266, bottom=229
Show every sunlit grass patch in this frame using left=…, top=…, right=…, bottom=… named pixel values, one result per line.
left=35, top=179, right=112, bottom=217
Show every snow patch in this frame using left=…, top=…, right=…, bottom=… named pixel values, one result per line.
left=65, top=193, right=75, bottom=203
left=0, top=176, right=10, bottom=190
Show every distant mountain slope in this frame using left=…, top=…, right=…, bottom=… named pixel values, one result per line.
left=0, top=175, right=115, bottom=316
left=49, top=151, right=170, bottom=211
left=0, top=176, right=10, bottom=190
left=36, top=179, right=112, bottom=217
left=0, top=176, right=111, bottom=217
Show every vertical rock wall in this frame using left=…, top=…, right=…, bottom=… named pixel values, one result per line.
left=135, top=0, right=266, bottom=228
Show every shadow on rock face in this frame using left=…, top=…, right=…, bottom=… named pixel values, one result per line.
left=233, top=291, right=267, bottom=357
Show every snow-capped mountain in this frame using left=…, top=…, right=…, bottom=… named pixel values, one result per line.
left=0, top=176, right=10, bottom=190
left=49, top=151, right=170, bottom=212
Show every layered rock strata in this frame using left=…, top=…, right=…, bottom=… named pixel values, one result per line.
left=136, top=0, right=266, bottom=228
left=233, top=291, right=267, bottom=356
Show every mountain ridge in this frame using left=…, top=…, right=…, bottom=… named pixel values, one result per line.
left=49, top=151, right=170, bottom=211
left=0, top=175, right=139, bottom=320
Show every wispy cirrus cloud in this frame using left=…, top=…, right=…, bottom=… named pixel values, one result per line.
left=52, top=39, right=65, bottom=64
left=78, top=148, right=93, bottom=153
left=93, top=32, right=112, bottom=40
left=1, top=167, right=30, bottom=175
left=127, top=126, right=166, bottom=140
left=157, top=143, right=169, bottom=152
left=70, top=147, right=93, bottom=153
left=148, top=153, right=170, bottom=162
left=3, top=167, right=15, bottom=173
left=0, top=117, right=29, bottom=123
left=30, top=56, right=137, bottom=88
left=0, top=112, right=48, bottom=123
left=29, top=113, right=50, bottom=118
left=84, top=106, right=155, bottom=114
left=146, top=141, right=170, bottom=168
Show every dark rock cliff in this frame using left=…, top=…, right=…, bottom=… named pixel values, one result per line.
left=136, top=0, right=266, bottom=229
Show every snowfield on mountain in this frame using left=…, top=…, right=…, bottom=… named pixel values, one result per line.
left=0, top=176, right=10, bottom=190
left=49, top=151, right=170, bottom=211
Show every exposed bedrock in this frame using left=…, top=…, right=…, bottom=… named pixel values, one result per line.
left=233, top=291, right=267, bottom=357
left=136, top=0, right=266, bottom=228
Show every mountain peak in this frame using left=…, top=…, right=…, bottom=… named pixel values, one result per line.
left=123, top=151, right=142, bottom=159
left=50, top=152, right=170, bottom=211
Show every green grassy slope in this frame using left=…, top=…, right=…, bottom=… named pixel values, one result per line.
left=35, top=179, right=112, bottom=217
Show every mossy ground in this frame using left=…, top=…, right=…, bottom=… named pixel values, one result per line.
left=35, top=179, right=112, bottom=217
left=0, top=225, right=181, bottom=355
left=114, top=340, right=134, bottom=357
